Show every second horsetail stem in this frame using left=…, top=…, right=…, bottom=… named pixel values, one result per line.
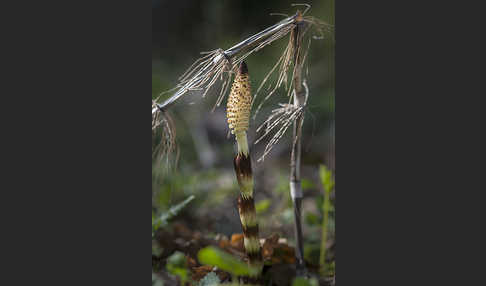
left=227, top=62, right=263, bottom=276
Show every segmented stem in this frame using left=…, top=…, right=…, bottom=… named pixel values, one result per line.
left=227, top=62, right=262, bottom=277
left=290, top=16, right=308, bottom=276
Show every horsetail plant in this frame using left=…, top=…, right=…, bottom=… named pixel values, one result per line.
left=226, top=61, right=263, bottom=278
left=152, top=4, right=333, bottom=276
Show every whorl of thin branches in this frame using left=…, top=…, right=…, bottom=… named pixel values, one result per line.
left=254, top=81, right=308, bottom=162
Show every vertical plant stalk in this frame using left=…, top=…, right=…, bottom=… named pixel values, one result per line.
left=319, top=175, right=331, bottom=276
left=318, top=165, right=335, bottom=276
left=321, top=0, right=335, bottom=276
left=227, top=62, right=263, bottom=277
left=290, top=17, right=307, bottom=275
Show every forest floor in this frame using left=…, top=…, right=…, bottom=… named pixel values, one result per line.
left=152, top=164, right=335, bottom=286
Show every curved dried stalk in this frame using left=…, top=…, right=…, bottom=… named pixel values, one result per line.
left=153, top=12, right=304, bottom=114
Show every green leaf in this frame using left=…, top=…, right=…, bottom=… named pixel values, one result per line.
left=152, top=240, right=163, bottom=257
left=292, top=277, right=318, bottom=286
left=166, top=251, right=188, bottom=284
left=197, top=272, right=220, bottom=286
left=305, top=212, right=320, bottom=226
left=281, top=208, right=294, bottom=225
left=153, top=195, right=195, bottom=233
left=319, top=165, right=334, bottom=195
left=197, top=246, right=259, bottom=276
left=275, top=174, right=289, bottom=194
left=318, top=165, right=334, bottom=276
left=325, top=261, right=335, bottom=276
left=301, top=178, right=315, bottom=190
left=315, top=195, right=324, bottom=215
left=304, top=242, right=322, bottom=266
left=167, top=251, right=186, bottom=267
left=255, top=199, right=271, bottom=214
left=152, top=272, right=164, bottom=286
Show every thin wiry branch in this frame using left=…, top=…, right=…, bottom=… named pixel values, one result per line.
left=302, top=16, right=334, bottom=40
left=255, top=103, right=301, bottom=162
left=252, top=30, right=295, bottom=120
left=254, top=81, right=309, bottom=162
left=152, top=101, right=177, bottom=168
left=154, top=48, right=232, bottom=112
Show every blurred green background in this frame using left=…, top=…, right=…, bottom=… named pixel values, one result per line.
left=152, top=0, right=335, bottom=277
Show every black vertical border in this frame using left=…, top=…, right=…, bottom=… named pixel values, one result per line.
left=338, top=1, right=486, bottom=285
left=3, top=0, right=152, bottom=285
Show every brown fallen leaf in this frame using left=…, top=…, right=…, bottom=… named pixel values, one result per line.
left=191, top=265, right=213, bottom=281
left=230, top=233, right=245, bottom=251
left=173, top=222, right=193, bottom=239
left=262, top=233, right=280, bottom=261
left=186, top=256, right=198, bottom=269
left=272, top=243, right=295, bottom=264
left=218, top=235, right=230, bottom=249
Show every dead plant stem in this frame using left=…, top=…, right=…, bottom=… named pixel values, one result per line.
left=289, top=20, right=307, bottom=276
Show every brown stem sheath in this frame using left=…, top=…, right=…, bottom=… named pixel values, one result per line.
left=228, top=62, right=262, bottom=278
left=234, top=151, right=262, bottom=276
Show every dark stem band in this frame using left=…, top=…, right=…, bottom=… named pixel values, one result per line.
left=234, top=154, right=262, bottom=272
left=233, top=153, right=252, bottom=188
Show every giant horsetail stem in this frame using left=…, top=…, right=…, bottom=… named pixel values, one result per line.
left=227, top=62, right=251, bottom=156
left=227, top=62, right=263, bottom=276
